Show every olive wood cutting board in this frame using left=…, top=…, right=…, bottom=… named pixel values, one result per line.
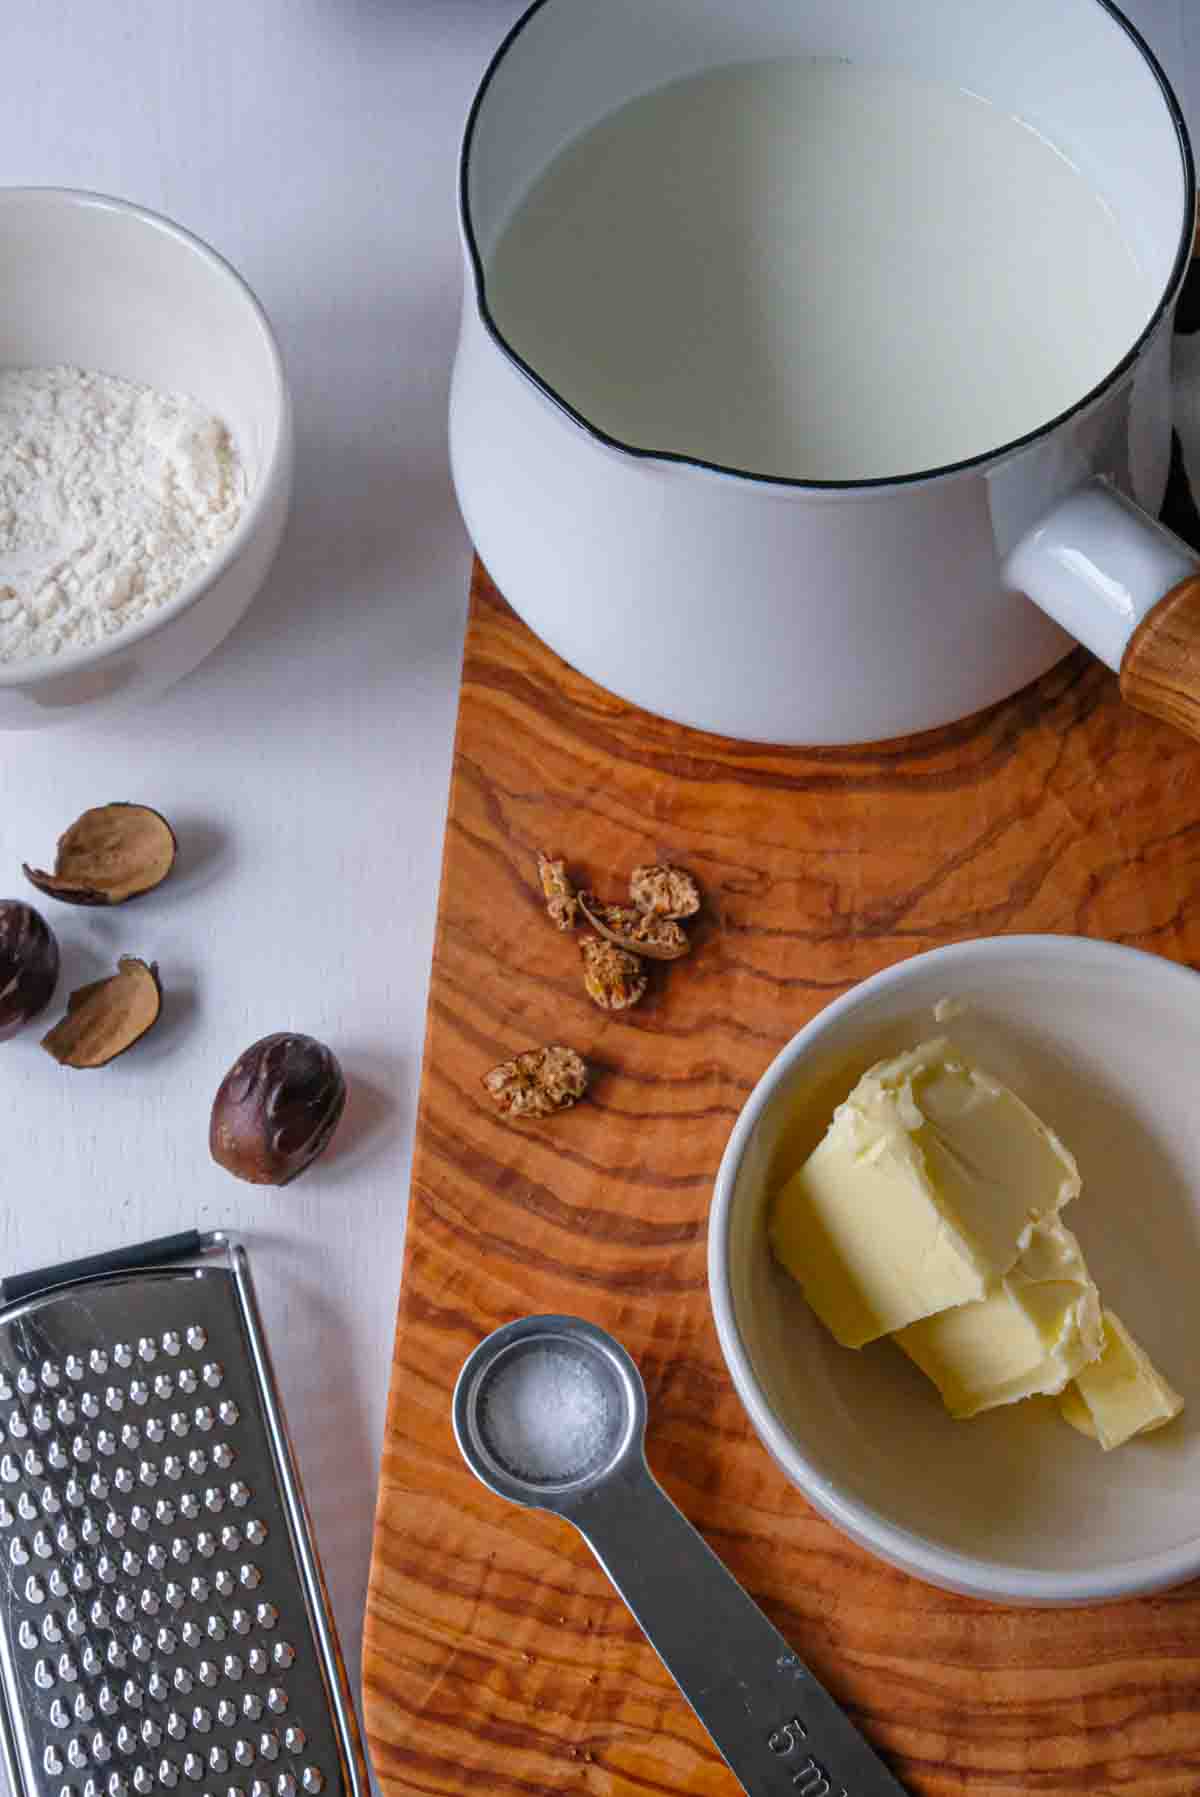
left=363, top=557, right=1200, bottom=1797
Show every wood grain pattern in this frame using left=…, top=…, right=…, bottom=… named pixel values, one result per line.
left=363, top=561, right=1200, bottom=1797
left=1121, top=572, right=1200, bottom=739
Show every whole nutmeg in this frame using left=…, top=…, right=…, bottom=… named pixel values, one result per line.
left=210, top=1032, right=346, bottom=1186
left=0, top=900, right=60, bottom=1041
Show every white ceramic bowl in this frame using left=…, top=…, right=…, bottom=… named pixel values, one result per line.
left=0, top=188, right=292, bottom=728
left=709, top=936, right=1200, bottom=1604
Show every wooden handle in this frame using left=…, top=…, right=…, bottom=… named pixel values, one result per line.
left=1120, top=573, right=1200, bottom=738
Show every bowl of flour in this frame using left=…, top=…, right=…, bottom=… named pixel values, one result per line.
left=0, top=188, right=291, bottom=727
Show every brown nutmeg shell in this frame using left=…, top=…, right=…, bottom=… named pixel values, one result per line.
left=210, top=1032, right=347, bottom=1186
left=0, top=901, right=60, bottom=1041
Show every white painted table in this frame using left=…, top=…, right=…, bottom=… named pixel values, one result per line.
left=0, top=0, right=1196, bottom=1766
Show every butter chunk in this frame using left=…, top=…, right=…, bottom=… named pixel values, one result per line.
left=1059, top=1310, right=1184, bottom=1449
left=895, top=1218, right=1101, bottom=1416
left=768, top=1038, right=1080, bottom=1347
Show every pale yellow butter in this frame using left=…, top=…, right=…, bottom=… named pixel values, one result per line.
left=895, top=1217, right=1101, bottom=1416
left=769, top=1039, right=1081, bottom=1347
left=1059, top=1310, right=1184, bottom=1449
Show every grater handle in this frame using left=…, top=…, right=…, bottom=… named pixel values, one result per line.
left=0, top=1228, right=206, bottom=1303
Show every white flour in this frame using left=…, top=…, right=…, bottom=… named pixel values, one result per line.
left=0, top=365, right=244, bottom=663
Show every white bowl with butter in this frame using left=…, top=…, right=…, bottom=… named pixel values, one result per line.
left=709, top=936, right=1200, bottom=1604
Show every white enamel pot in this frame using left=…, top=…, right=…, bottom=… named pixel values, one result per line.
left=451, top=0, right=1200, bottom=746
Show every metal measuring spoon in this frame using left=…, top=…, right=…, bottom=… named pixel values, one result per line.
left=453, top=1315, right=910, bottom=1797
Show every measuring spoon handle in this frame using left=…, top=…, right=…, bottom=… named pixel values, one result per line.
left=568, top=1462, right=909, bottom=1797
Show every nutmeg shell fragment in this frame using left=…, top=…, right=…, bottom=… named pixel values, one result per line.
left=629, top=863, right=701, bottom=920
left=210, top=1032, right=347, bottom=1186
left=24, top=803, right=177, bottom=905
left=41, top=957, right=162, bottom=1067
left=0, top=900, right=60, bottom=1040
left=578, top=892, right=689, bottom=961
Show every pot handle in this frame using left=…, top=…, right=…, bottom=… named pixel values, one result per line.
left=1005, top=478, right=1200, bottom=737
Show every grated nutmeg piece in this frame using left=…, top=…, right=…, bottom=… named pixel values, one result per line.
left=629, top=864, right=701, bottom=920
left=578, top=894, right=689, bottom=961
left=581, top=936, right=647, bottom=1011
left=536, top=853, right=578, bottom=932
left=483, top=1045, right=588, bottom=1118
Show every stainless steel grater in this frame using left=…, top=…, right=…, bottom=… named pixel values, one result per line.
left=0, top=1231, right=368, bottom=1797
